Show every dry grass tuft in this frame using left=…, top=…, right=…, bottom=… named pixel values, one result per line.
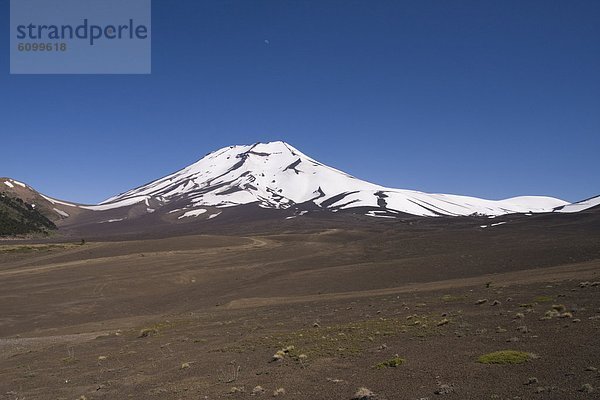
left=477, top=350, right=533, bottom=364
left=352, top=387, right=376, bottom=399
left=373, top=356, right=404, bottom=369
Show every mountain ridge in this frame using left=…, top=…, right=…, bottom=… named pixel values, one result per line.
left=96, top=141, right=569, bottom=217
left=2, top=141, right=598, bottom=234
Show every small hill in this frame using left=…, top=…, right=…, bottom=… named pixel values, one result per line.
left=0, top=191, right=57, bottom=236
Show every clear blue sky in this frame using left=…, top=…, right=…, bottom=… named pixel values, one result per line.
left=1, top=0, right=598, bottom=204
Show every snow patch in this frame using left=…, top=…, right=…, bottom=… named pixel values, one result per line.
left=3, top=181, right=14, bottom=188
left=99, top=218, right=125, bottom=224
left=53, top=208, right=70, bottom=217
left=555, top=196, right=600, bottom=213
left=178, top=209, right=207, bottom=219
left=481, top=221, right=507, bottom=228
left=207, top=212, right=222, bottom=219
left=366, top=210, right=397, bottom=219
left=82, top=196, right=148, bottom=211
left=39, top=194, right=77, bottom=207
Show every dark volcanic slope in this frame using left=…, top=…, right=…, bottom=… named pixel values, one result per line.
left=49, top=197, right=600, bottom=242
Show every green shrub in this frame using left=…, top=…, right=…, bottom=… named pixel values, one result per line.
left=477, top=350, right=532, bottom=364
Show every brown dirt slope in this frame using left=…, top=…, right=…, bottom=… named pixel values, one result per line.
left=0, top=213, right=599, bottom=399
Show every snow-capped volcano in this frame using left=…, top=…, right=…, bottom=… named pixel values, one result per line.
left=98, top=141, right=568, bottom=217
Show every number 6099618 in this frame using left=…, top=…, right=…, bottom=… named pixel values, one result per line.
left=17, top=43, right=67, bottom=52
